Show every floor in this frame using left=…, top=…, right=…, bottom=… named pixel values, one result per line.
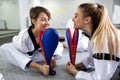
left=0, top=29, right=120, bottom=80
left=0, top=30, right=19, bottom=45
left=0, top=48, right=89, bottom=80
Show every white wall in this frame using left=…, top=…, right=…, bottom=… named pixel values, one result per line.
left=18, top=0, right=30, bottom=30
left=112, top=0, right=120, bottom=24
left=0, top=0, right=20, bottom=29
left=18, top=0, right=42, bottom=30
left=40, top=0, right=74, bottom=28
left=18, top=0, right=114, bottom=30
left=40, top=0, right=113, bottom=28
left=0, top=0, right=114, bottom=30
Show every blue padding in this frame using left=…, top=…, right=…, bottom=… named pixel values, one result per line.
left=42, top=28, right=59, bottom=66
left=66, top=28, right=72, bottom=61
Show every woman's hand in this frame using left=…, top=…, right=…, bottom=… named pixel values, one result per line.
left=29, top=61, right=50, bottom=75
left=66, top=62, right=78, bottom=76
left=41, top=64, right=49, bottom=75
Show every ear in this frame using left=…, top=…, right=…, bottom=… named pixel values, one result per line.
left=84, top=17, right=91, bottom=24
left=31, top=19, right=36, bottom=25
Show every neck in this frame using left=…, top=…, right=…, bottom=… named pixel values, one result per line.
left=32, top=28, right=39, bottom=38
left=83, top=25, right=92, bottom=38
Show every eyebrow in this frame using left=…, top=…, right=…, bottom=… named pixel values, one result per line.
left=41, top=17, right=46, bottom=18
left=75, top=13, right=78, bottom=16
left=41, top=17, right=47, bottom=19
left=41, top=17, right=50, bottom=21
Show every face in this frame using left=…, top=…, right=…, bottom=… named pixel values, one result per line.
left=72, top=8, right=86, bottom=30
left=32, top=12, right=50, bottom=32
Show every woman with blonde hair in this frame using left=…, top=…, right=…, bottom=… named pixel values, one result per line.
left=66, top=3, right=120, bottom=80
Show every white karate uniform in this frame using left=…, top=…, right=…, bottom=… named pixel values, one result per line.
left=75, top=39, right=120, bottom=80
left=66, top=19, right=89, bottom=52
left=0, top=27, right=63, bottom=71
left=0, top=73, right=4, bottom=80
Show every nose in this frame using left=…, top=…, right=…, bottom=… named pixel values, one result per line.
left=72, top=18, right=74, bottom=22
left=45, top=20, right=50, bottom=25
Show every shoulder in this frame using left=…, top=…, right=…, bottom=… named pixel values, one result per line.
left=19, top=28, right=29, bottom=36
left=12, top=28, right=29, bottom=42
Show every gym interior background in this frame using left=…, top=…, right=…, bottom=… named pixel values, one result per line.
left=0, top=0, right=120, bottom=80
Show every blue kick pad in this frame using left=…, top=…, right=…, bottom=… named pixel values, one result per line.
left=66, top=28, right=79, bottom=65
left=39, top=28, right=59, bottom=75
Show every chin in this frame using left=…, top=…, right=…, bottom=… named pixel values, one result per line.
left=42, top=28, right=46, bottom=31
left=74, top=26, right=77, bottom=29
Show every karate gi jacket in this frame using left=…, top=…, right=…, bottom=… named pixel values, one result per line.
left=0, top=26, right=63, bottom=71
left=75, top=39, right=120, bottom=80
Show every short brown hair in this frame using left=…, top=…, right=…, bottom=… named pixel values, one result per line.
left=30, top=6, right=51, bottom=27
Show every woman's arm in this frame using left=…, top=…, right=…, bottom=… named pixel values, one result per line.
left=29, top=61, right=49, bottom=75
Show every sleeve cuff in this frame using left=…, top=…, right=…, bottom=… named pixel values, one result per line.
left=75, top=71, right=92, bottom=80
left=25, top=60, right=32, bottom=71
left=81, top=57, right=90, bottom=68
